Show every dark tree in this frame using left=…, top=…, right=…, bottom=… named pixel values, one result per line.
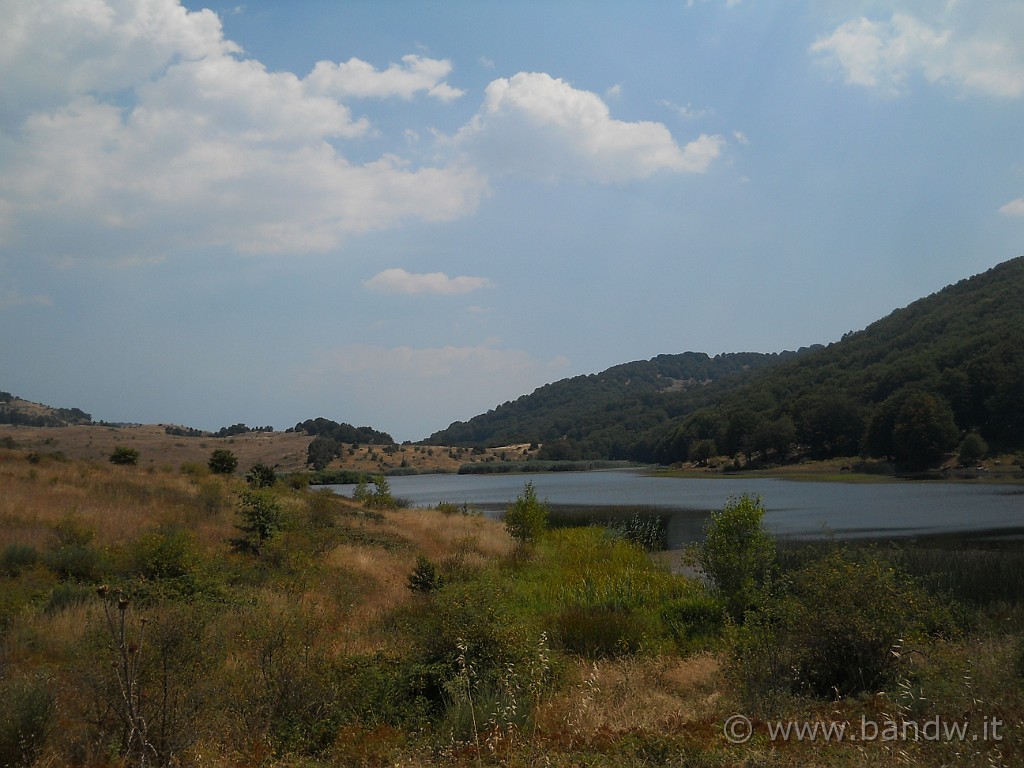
left=208, top=449, right=238, bottom=475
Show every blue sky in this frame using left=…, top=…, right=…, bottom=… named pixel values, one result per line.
left=2, top=0, right=1023, bottom=441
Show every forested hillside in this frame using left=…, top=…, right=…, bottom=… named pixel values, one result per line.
left=425, top=350, right=810, bottom=456
left=429, top=256, right=1024, bottom=470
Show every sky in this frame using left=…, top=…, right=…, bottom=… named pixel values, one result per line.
left=2, top=0, right=1023, bottom=442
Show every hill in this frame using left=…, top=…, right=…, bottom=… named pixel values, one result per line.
left=425, top=350, right=813, bottom=455
left=430, top=256, right=1024, bottom=471
left=0, top=392, right=92, bottom=427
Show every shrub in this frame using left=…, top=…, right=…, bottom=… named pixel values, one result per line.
left=109, top=446, right=140, bottom=466
left=44, top=515, right=102, bottom=582
left=958, top=432, right=989, bottom=465
left=207, top=448, right=238, bottom=475
left=246, top=463, right=277, bottom=488
left=700, top=494, right=775, bottom=623
left=0, top=676, right=54, bottom=768
left=504, top=481, right=549, bottom=543
left=233, top=489, right=284, bottom=554
left=553, top=604, right=655, bottom=658
left=407, top=555, right=443, bottom=594
left=661, top=592, right=726, bottom=655
left=0, top=543, right=38, bottom=576
left=730, top=548, right=951, bottom=705
left=363, top=476, right=397, bottom=510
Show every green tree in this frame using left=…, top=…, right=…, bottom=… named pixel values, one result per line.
left=504, top=481, right=549, bottom=543
left=207, top=449, right=238, bottom=475
left=233, top=489, right=283, bottom=554
left=700, top=494, right=775, bottom=623
left=108, top=446, right=140, bottom=466
left=891, top=391, right=958, bottom=470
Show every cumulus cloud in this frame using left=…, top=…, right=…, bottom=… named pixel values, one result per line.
left=1000, top=198, right=1024, bottom=217
left=0, top=0, right=485, bottom=263
left=810, top=12, right=1024, bottom=98
left=364, top=268, right=494, bottom=295
left=453, top=72, right=725, bottom=183
left=306, top=54, right=465, bottom=102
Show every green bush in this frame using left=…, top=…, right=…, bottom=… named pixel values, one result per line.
left=407, top=555, right=443, bottom=594
left=504, top=481, right=549, bottom=543
left=108, top=446, right=140, bottom=466
left=207, top=448, right=238, bottom=475
left=730, top=547, right=952, bottom=705
left=246, top=463, right=277, bottom=488
left=0, top=543, right=38, bottom=576
left=0, top=676, right=54, bottom=768
left=233, top=489, right=284, bottom=554
left=661, top=592, right=726, bottom=655
left=44, top=516, right=102, bottom=582
left=700, top=494, right=775, bottom=623
left=553, top=604, right=655, bottom=658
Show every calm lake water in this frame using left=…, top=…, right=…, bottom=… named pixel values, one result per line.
left=330, top=469, right=1024, bottom=549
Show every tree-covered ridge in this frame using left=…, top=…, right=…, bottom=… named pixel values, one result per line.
left=427, top=255, right=1024, bottom=471
left=425, top=350, right=807, bottom=452
left=0, top=392, right=92, bottom=427
left=645, top=255, right=1024, bottom=468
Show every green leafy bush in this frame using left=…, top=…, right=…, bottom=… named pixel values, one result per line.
left=660, top=592, right=726, bottom=655
left=0, top=543, right=38, bottom=576
left=700, top=494, right=775, bottom=623
left=504, top=481, right=549, bottom=543
left=108, top=446, right=140, bottom=466
left=730, top=547, right=953, bottom=706
left=233, top=489, right=284, bottom=554
left=207, top=448, right=238, bottom=475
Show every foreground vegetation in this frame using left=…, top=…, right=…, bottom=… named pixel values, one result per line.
left=0, top=447, right=1021, bottom=766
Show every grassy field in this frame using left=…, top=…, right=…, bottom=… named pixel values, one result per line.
left=0, top=445, right=1021, bottom=766
left=0, top=424, right=532, bottom=477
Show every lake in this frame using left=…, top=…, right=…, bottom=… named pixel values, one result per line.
left=330, top=469, right=1024, bottom=549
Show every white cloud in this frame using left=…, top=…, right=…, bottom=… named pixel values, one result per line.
left=365, top=268, right=494, bottom=295
left=453, top=72, right=725, bottom=183
left=306, top=54, right=465, bottom=102
left=810, top=12, right=1024, bottom=98
left=1000, top=198, right=1024, bottom=216
left=0, top=290, right=52, bottom=310
left=660, top=100, right=713, bottom=121
left=0, top=0, right=487, bottom=263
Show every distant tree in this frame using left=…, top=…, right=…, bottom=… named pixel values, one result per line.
left=891, top=392, right=959, bottom=471
left=208, top=449, right=238, bottom=475
left=109, top=446, right=140, bottom=466
left=958, top=432, right=989, bottom=466
left=689, top=438, right=717, bottom=466
left=306, top=436, right=340, bottom=471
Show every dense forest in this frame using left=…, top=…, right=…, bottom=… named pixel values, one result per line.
left=429, top=256, right=1024, bottom=471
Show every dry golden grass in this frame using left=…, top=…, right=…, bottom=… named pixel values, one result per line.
left=0, top=423, right=535, bottom=476
left=383, top=507, right=514, bottom=562
left=538, top=653, right=723, bottom=740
